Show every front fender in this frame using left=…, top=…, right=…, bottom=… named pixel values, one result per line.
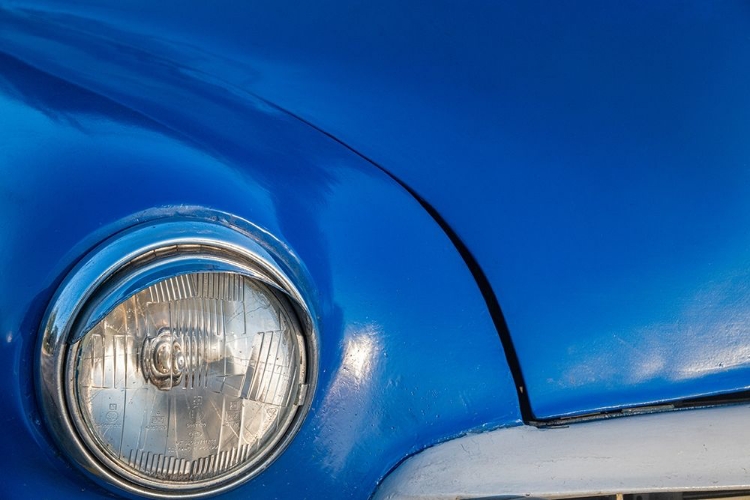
left=0, top=14, right=520, bottom=499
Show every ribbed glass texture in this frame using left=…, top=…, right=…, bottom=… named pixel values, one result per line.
left=74, top=272, right=302, bottom=483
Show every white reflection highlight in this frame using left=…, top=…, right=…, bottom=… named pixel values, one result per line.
left=316, top=324, right=383, bottom=474
left=342, top=333, right=377, bottom=382
left=561, top=271, right=750, bottom=387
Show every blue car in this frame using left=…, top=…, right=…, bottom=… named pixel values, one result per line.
left=3, top=1, right=750, bottom=499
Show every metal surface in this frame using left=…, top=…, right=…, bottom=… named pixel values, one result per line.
left=374, top=404, right=750, bottom=500
left=3, top=1, right=750, bottom=498
left=39, top=219, right=315, bottom=497
left=13, top=0, right=750, bottom=418
left=4, top=0, right=745, bottom=419
left=0, top=29, right=520, bottom=499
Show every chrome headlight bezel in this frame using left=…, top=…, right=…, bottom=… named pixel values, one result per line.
left=37, top=217, right=318, bottom=498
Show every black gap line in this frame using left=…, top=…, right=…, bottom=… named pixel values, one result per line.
left=268, top=106, right=536, bottom=423
left=388, top=181, right=536, bottom=423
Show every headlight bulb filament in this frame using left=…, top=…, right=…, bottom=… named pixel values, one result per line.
left=143, top=328, right=187, bottom=390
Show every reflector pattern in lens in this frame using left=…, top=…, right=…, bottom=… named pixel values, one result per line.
left=74, top=272, right=303, bottom=483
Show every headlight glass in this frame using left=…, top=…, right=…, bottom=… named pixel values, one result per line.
left=72, top=272, right=304, bottom=483
left=37, top=219, right=316, bottom=498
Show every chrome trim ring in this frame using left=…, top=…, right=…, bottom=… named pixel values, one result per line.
left=37, top=217, right=318, bottom=498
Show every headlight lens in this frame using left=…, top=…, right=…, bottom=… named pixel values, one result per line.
left=38, top=219, right=316, bottom=498
left=73, top=272, right=305, bottom=483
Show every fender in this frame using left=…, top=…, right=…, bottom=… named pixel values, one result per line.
left=0, top=21, right=519, bottom=500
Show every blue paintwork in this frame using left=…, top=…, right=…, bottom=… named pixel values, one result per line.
left=0, top=18, right=520, bottom=500
left=2, top=1, right=750, bottom=496
left=4, top=0, right=746, bottom=420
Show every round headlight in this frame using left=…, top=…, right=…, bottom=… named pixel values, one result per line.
left=38, top=219, right=317, bottom=498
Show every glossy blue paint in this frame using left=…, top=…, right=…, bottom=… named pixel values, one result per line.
left=0, top=27, right=520, bottom=500
left=3, top=0, right=747, bottom=419
left=0, top=0, right=750, bottom=490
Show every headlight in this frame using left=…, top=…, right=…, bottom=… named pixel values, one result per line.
left=38, top=218, right=317, bottom=498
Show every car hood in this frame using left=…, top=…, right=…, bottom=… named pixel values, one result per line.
left=4, top=1, right=750, bottom=418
